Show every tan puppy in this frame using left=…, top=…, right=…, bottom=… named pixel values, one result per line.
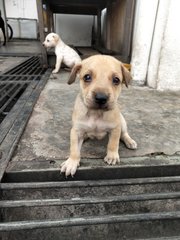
left=43, top=32, right=81, bottom=73
left=61, top=55, right=137, bottom=176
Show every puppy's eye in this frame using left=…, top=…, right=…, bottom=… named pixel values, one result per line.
left=47, top=39, right=49, bottom=42
left=112, top=77, right=120, bottom=85
left=83, top=74, right=92, bottom=82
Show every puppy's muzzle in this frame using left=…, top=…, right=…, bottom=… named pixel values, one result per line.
left=95, top=92, right=108, bottom=105
left=91, top=92, right=109, bottom=110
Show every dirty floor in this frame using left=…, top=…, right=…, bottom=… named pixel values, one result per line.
left=7, top=69, right=180, bottom=172
left=1, top=41, right=180, bottom=172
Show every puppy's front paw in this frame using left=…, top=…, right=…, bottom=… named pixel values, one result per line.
left=61, top=158, right=80, bottom=177
left=52, top=69, right=58, bottom=74
left=125, top=138, right=137, bottom=150
left=104, top=151, right=120, bottom=165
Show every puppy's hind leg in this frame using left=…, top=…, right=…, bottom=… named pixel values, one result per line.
left=120, top=113, right=137, bottom=149
left=52, top=56, right=63, bottom=73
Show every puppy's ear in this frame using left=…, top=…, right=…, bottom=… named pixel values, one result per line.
left=121, top=64, right=132, bottom=88
left=68, top=63, right=82, bottom=85
left=52, top=34, right=59, bottom=42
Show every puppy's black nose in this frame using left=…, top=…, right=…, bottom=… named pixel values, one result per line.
left=95, top=92, right=108, bottom=105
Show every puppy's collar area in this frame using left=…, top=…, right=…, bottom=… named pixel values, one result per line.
left=86, top=109, right=104, bottom=119
left=55, top=40, right=66, bottom=49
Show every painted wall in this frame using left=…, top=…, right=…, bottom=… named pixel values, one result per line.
left=3, top=0, right=38, bottom=39
left=155, top=0, right=180, bottom=90
left=131, top=0, right=180, bottom=91
left=130, top=0, right=159, bottom=86
left=5, top=0, right=38, bottom=19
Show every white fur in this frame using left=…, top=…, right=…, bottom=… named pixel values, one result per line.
left=43, top=32, right=81, bottom=73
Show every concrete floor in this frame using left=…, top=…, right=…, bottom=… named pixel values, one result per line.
left=0, top=40, right=42, bottom=56
left=8, top=69, right=180, bottom=171
left=1, top=41, right=180, bottom=172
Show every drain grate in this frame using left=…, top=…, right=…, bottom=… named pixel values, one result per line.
left=0, top=56, right=51, bottom=181
left=0, top=56, right=46, bottom=124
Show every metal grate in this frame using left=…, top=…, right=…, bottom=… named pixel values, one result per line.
left=0, top=56, right=51, bottom=182
left=0, top=56, right=46, bottom=124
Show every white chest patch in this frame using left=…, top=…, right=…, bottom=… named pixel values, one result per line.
left=77, top=114, right=115, bottom=140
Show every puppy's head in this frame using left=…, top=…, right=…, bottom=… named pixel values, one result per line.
left=42, top=33, right=60, bottom=48
left=68, top=55, right=132, bottom=111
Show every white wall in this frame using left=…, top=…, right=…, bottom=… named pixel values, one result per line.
left=131, top=0, right=180, bottom=91
left=54, top=14, right=93, bottom=46
left=147, top=0, right=170, bottom=89
left=130, top=0, right=159, bottom=85
left=156, top=0, right=180, bottom=90
left=5, top=0, right=38, bottom=19
left=4, top=0, right=38, bottom=39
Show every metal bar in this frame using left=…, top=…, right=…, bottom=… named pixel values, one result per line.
left=5, top=57, right=39, bottom=75
left=0, top=83, right=21, bottom=103
left=0, top=75, right=14, bottom=81
left=3, top=164, right=180, bottom=183
left=0, top=81, right=32, bottom=84
left=1, top=176, right=180, bottom=190
left=20, top=61, right=40, bottom=75
left=0, top=74, right=26, bottom=87
left=0, top=57, right=29, bottom=75
left=0, top=73, right=41, bottom=84
left=1, top=191, right=180, bottom=208
left=15, top=60, right=40, bottom=75
left=0, top=83, right=14, bottom=98
left=0, top=75, right=43, bottom=78
left=0, top=211, right=180, bottom=232
left=0, top=83, right=27, bottom=113
left=4, top=57, right=36, bottom=74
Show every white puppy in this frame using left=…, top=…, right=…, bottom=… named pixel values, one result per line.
left=43, top=32, right=81, bottom=74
